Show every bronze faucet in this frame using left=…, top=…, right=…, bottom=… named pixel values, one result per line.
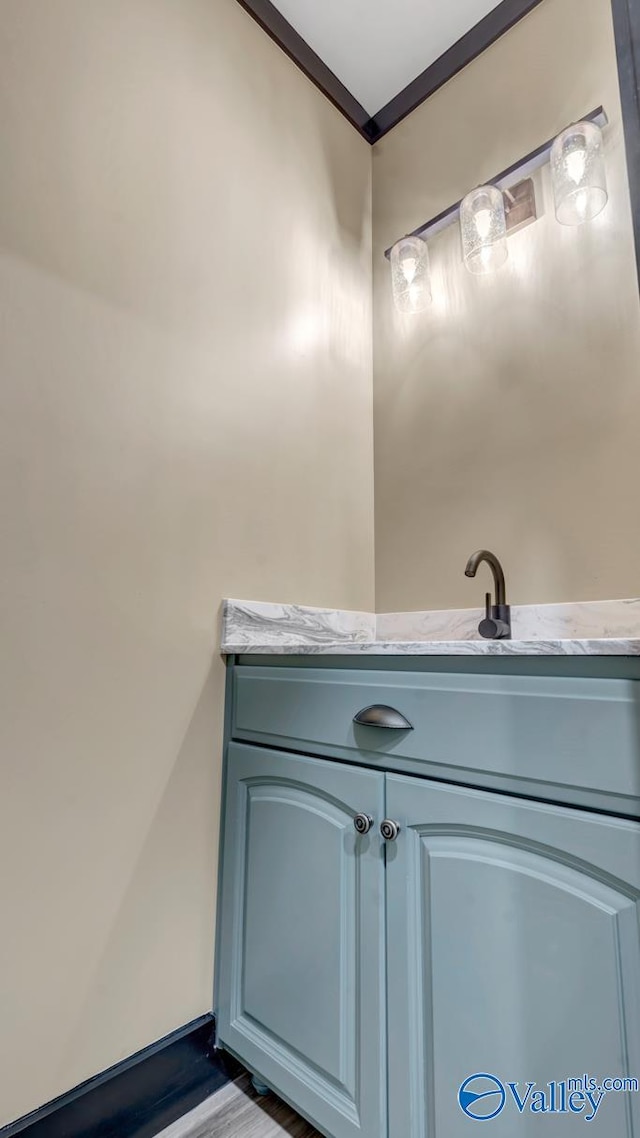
left=465, top=550, right=512, bottom=640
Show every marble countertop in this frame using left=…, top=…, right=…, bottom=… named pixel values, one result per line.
left=221, top=598, right=640, bottom=656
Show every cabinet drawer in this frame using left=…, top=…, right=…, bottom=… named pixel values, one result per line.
left=232, top=665, right=640, bottom=815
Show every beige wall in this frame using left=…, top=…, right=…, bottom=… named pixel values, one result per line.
left=373, top=0, right=640, bottom=611
left=0, top=0, right=373, bottom=1126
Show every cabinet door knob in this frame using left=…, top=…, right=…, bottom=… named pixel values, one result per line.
left=354, top=813, right=374, bottom=835
left=380, top=819, right=401, bottom=841
left=353, top=705, right=413, bottom=730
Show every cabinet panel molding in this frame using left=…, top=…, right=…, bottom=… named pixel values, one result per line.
left=217, top=744, right=386, bottom=1138
left=385, top=775, right=640, bottom=1137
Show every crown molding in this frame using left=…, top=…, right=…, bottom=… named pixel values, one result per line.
left=235, top=0, right=374, bottom=139
left=236, top=0, right=545, bottom=143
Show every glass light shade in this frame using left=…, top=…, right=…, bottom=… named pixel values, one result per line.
left=460, top=185, right=508, bottom=275
left=390, top=235, right=431, bottom=313
left=550, top=120, right=608, bottom=225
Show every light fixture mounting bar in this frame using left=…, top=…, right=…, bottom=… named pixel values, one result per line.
left=384, top=106, right=608, bottom=259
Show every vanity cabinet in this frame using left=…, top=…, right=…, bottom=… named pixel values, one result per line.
left=216, top=660, right=640, bottom=1138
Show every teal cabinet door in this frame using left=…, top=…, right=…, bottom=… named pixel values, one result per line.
left=385, top=775, right=640, bottom=1138
left=216, top=743, right=386, bottom=1138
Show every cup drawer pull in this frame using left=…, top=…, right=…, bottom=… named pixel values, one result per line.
left=353, top=704, right=413, bottom=730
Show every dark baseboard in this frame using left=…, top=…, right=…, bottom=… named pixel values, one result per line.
left=0, top=1015, right=243, bottom=1138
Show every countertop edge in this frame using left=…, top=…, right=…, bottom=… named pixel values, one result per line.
left=221, top=638, right=640, bottom=657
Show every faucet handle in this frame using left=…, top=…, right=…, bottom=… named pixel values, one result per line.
left=479, top=617, right=511, bottom=640
left=479, top=593, right=511, bottom=640
left=479, top=593, right=496, bottom=638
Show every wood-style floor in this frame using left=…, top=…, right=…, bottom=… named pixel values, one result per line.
left=156, top=1073, right=323, bottom=1138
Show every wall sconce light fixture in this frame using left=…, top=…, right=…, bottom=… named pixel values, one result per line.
left=460, top=184, right=509, bottom=274
left=386, top=106, right=608, bottom=309
left=390, top=235, right=431, bottom=312
left=550, top=120, right=608, bottom=225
